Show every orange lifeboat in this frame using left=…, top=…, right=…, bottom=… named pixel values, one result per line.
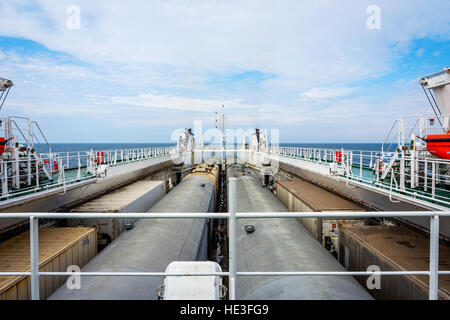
left=424, top=133, right=450, bottom=160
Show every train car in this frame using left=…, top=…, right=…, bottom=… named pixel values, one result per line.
left=49, top=164, right=218, bottom=300
left=228, top=164, right=373, bottom=300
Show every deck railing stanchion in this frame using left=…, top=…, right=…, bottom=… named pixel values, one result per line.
left=228, top=177, right=237, bottom=300
left=30, top=216, right=40, bottom=300
left=35, top=160, right=39, bottom=189
left=360, top=151, right=363, bottom=180
left=429, top=214, right=439, bottom=300
left=432, top=162, right=436, bottom=199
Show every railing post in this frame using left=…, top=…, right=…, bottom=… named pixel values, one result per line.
left=30, top=216, right=40, bottom=300
left=432, top=162, right=436, bottom=199
left=375, top=158, right=380, bottom=183
left=35, top=159, right=39, bottom=189
left=429, top=214, right=439, bottom=300
left=228, top=177, right=237, bottom=300
left=360, top=151, right=363, bottom=180
left=410, top=150, right=416, bottom=189
left=2, top=161, right=8, bottom=197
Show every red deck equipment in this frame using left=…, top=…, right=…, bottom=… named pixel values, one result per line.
left=97, top=151, right=105, bottom=164
left=335, top=151, right=342, bottom=163
left=0, top=137, right=5, bottom=156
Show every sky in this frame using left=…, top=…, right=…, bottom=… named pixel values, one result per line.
left=0, top=0, right=449, bottom=143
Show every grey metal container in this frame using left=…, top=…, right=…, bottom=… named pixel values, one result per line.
left=339, top=222, right=450, bottom=300
left=227, top=165, right=373, bottom=300
left=69, top=180, right=166, bottom=242
left=276, top=179, right=364, bottom=245
left=49, top=174, right=215, bottom=300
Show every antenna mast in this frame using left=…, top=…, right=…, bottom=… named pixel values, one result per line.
left=215, top=105, right=227, bottom=169
left=215, top=105, right=226, bottom=148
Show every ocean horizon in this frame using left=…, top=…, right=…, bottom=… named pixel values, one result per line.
left=33, top=142, right=386, bottom=154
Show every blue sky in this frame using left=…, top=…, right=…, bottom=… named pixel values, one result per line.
left=0, top=0, right=449, bottom=143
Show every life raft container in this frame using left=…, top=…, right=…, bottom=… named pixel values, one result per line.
left=424, top=133, right=450, bottom=160
left=335, top=151, right=342, bottom=163
left=97, top=151, right=105, bottom=164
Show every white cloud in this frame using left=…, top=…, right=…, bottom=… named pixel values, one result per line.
left=0, top=1, right=448, bottom=85
left=0, top=0, right=448, bottom=142
left=104, top=93, right=248, bottom=113
left=300, top=87, right=356, bottom=101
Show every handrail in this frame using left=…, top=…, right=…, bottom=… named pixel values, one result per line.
left=260, top=146, right=450, bottom=208
left=10, top=119, right=28, bottom=143
left=0, top=205, right=446, bottom=300
left=31, top=121, right=51, bottom=153
left=405, top=118, right=420, bottom=141
left=382, top=119, right=398, bottom=154
left=0, top=147, right=177, bottom=201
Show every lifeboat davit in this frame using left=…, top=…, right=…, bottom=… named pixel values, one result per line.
left=424, top=133, right=450, bottom=160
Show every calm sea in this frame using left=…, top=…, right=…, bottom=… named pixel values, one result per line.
left=279, top=143, right=384, bottom=152
left=34, top=143, right=176, bottom=154
left=34, top=143, right=384, bottom=153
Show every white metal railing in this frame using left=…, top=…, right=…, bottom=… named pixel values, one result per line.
left=0, top=146, right=177, bottom=200
left=381, top=114, right=426, bottom=154
left=181, top=145, right=450, bottom=207
left=381, top=113, right=450, bottom=155
left=0, top=116, right=179, bottom=201
left=163, top=144, right=450, bottom=210
left=270, top=146, right=450, bottom=208
left=0, top=178, right=448, bottom=300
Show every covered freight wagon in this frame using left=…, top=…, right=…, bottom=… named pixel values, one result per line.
left=69, top=180, right=165, bottom=248
left=0, top=227, right=97, bottom=300
left=276, top=180, right=364, bottom=253
left=339, top=222, right=450, bottom=300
